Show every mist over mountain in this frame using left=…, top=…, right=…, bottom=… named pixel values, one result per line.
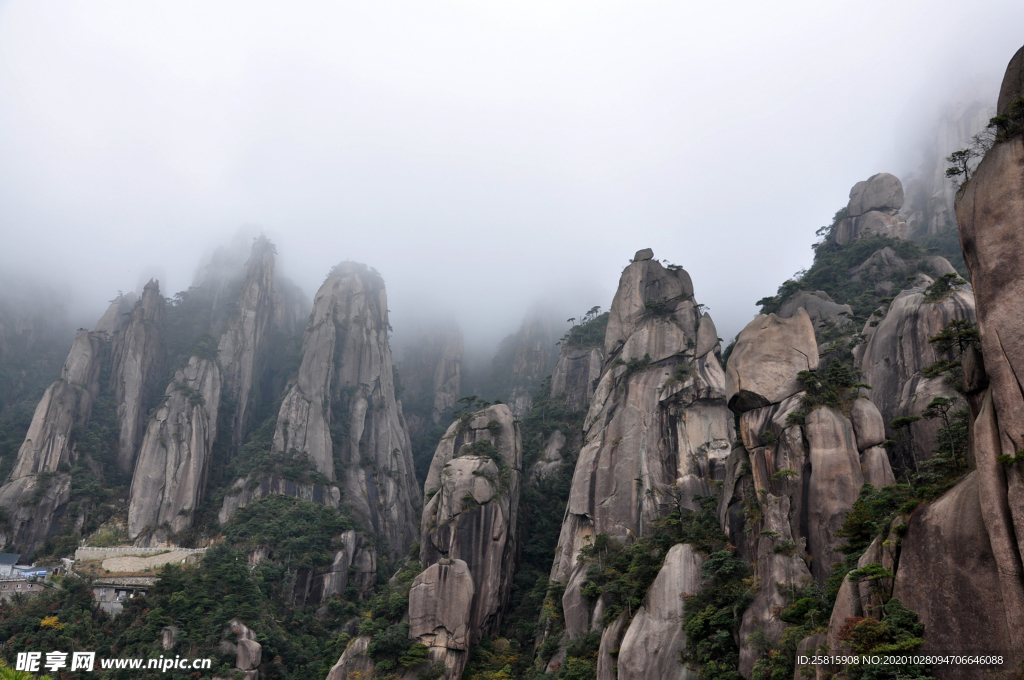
left=3, top=5, right=1024, bottom=680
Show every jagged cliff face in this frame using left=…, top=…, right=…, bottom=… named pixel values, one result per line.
left=903, top=100, right=995, bottom=237
left=8, top=329, right=105, bottom=479
left=0, top=294, right=133, bottom=555
left=833, top=173, right=911, bottom=245
left=110, top=280, right=166, bottom=473
left=550, top=345, right=604, bottom=412
left=411, top=403, right=522, bottom=678
left=718, top=305, right=899, bottom=673
left=855, top=279, right=975, bottom=461
left=273, top=262, right=420, bottom=557
left=216, top=238, right=278, bottom=446
left=550, top=249, right=733, bottom=641
left=127, top=356, right=221, bottom=544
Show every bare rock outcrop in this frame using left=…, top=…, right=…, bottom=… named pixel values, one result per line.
left=0, top=294, right=140, bottom=555
left=294, top=530, right=377, bottom=607
left=216, top=237, right=279, bottom=446
left=893, top=473, right=1016, bottom=658
left=834, top=173, right=910, bottom=245
left=218, top=474, right=341, bottom=525
left=726, top=309, right=818, bottom=412
left=0, top=473, right=71, bottom=557
left=737, top=494, right=813, bottom=676
left=420, top=404, right=522, bottom=645
left=408, top=558, right=475, bottom=678
left=529, top=430, right=566, bottom=481
left=325, top=636, right=375, bottom=680
left=616, top=543, right=704, bottom=680
left=109, top=279, right=166, bottom=473
left=550, top=345, right=604, bottom=412
left=272, top=262, right=420, bottom=558
left=855, top=284, right=976, bottom=461
left=777, top=291, right=853, bottom=344
left=128, top=356, right=221, bottom=544
left=806, top=406, right=864, bottom=583
left=93, top=292, right=137, bottom=335
left=9, top=329, right=105, bottom=479
left=549, top=252, right=732, bottom=640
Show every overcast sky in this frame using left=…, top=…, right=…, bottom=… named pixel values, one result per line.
left=1, top=1, right=1021, bottom=351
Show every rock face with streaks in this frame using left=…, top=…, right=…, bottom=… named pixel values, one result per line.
left=855, top=282, right=976, bottom=461
left=394, top=321, right=464, bottom=433
left=127, top=356, right=222, bottom=544
left=506, top=312, right=561, bottom=417
left=891, top=473, right=1014, bottom=658
left=616, top=543, right=704, bottom=680
left=218, top=474, right=341, bottom=525
left=417, top=403, right=522, bottom=671
left=805, top=407, right=865, bottom=582
left=548, top=251, right=733, bottom=642
left=736, top=493, right=813, bottom=677
left=109, top=279, right=166, bottom=473
left=900, top=45, right=1024, bottom=676
left=550, top=345, right=605, bottom=412
left=216, top=237, right=279, bottom=447
left=408, top=558, right=476, bottom=678
left=272, top=262, right=420, bottom=558
left=8, top=329, right=105, bottom=479
left=0, top=295, right=117, bottom=556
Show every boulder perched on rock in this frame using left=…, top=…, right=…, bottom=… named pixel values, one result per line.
left=833, top=174, right=910, bottom=244
left=848, top=173, right=905, bottom=216
left=726, top=309, right=818, bottom=412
